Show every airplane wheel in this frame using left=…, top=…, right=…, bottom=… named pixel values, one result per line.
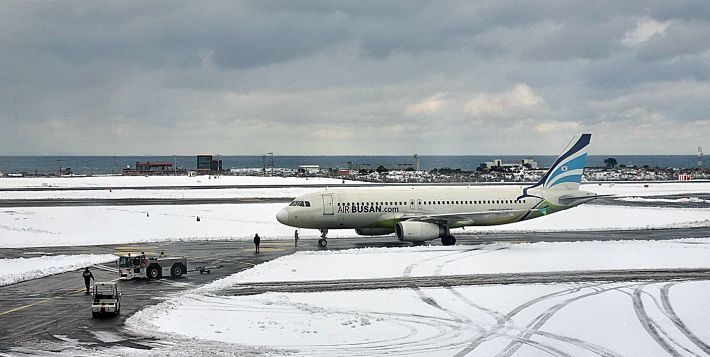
left=442, top=235, right=456, bottom=246
left=318, top=239, right=327, bottom=247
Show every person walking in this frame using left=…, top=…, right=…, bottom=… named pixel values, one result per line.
left=294, top=230, right=299, bottom=247
left=253, top=233, right=261, bottom=252
left=82, top=267, right=94, bottom=294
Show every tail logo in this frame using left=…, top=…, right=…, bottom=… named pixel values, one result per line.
left=519, top=134, right=591, bottom=200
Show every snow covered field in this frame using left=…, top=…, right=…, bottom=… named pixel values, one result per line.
left=1, top=177, right=709, bottom=356
left=1, top=180, right=709, bottom=249
left=0, top=254, right=116, bottom=286
left=128, top=241, right=710, bottom=356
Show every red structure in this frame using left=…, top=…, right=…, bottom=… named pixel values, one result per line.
left=123, top=162, right=187, bottom=176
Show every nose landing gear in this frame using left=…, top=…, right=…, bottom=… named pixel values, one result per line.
left=318, top=229, right=328, bottom=247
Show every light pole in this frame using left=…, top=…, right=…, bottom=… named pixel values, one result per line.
left=267, top=152, right=273, bottom=176
left=262, top=154, right=266, bottom=176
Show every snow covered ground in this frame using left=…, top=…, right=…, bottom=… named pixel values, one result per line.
left=1, top=181, right=709, bottom=249
left=1, top=203, right=709, bottom=249
left=0, top=254, right=116, bottom=286
left=127, top=241, right=710, bottom=356
left=1, top=177, right=709, bottom=356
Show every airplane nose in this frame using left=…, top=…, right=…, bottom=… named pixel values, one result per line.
left=276, top=208, right=289, bottom=224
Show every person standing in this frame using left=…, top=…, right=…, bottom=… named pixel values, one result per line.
left=294, top=230, right=299, bottom=247
left=253, top=233, right=261, bottom=252
left=82, top=267, right=94, bottom=294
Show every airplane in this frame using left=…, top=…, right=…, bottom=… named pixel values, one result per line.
left=276, top=134, right=597, bottom=246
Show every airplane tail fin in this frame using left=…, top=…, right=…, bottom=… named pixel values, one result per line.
left=531, top=134, right=591, bottom=191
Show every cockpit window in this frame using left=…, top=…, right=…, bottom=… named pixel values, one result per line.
left=289, top=200, right=311, bottom=207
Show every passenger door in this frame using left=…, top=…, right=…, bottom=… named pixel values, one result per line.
left=322, top=194, right=334, bottom=215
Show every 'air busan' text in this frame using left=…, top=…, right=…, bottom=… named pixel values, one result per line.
left=338, top=205, right=400, bottom=214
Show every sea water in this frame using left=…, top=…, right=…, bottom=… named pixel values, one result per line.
left=0, top=155, right=700, bottom=176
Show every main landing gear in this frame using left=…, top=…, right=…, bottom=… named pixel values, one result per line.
left=318, top=229, right=328, bottom=247
left=441, top=235, right=456, bottom=246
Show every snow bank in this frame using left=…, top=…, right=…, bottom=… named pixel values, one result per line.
left=0, top=254, right=117, bottom=286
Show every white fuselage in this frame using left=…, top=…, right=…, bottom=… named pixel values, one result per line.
left=276, top=186, right=589, bottom=231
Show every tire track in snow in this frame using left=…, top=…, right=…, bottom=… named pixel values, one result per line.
left=398, top=246, right=488, bottom=355
left=493, top=284, right=624, bottom=357
left=630, top=285, right=706, bottom=357
left=659, top=283, right=710, bottom=354
left=422, top=245, right=619, bottom=357
left=630, top=285, right=686, bottom=357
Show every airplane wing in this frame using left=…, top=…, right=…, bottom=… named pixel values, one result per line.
left=399, top=209, right=543, bottom=225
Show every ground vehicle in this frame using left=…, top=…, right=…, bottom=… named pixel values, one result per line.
left=118, top=254, right=187, bottom=279
left=91, top=282, right=121, bottom=317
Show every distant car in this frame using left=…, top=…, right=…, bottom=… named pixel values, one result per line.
left=91, top=282, right=121, bottom=317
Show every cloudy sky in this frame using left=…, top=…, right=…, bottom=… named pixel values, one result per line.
left=1, top=1, right=709, bottom=155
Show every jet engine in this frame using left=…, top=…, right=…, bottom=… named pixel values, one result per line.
left=355, top=228, right=396, bottom=236
left=395, top=221, right=447, bottom=242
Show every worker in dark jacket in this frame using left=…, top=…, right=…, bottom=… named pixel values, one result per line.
left=253, top=233, right=261, bottom=252
left=82, top=267, right=95, bottom=294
